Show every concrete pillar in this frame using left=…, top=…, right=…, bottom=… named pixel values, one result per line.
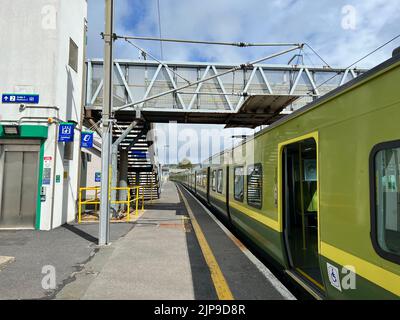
left=135, top=172, right=140, bottom=186
left=111, top=145, right=118, bottom=213
left=118, top=149, right=129, bottom=211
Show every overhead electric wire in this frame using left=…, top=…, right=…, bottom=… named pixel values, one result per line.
left=297, top=33, right=400, bottom=102
left=344, top=33, right=400, bottom=70
left=113, top=34, right=301, bottom=48
left=124, top=38, right=191, bottom=83
left=156, top=0, right=164, bottom=60
left=304, top=43, right=331, bottom=68
left=303, top=49, right=317, bottom=68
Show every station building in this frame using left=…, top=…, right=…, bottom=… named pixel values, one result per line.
left=0, top=0, right=88, bottom=230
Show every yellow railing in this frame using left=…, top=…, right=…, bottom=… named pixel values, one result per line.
left=78, top=186, right=144, bottom=224
left=138, top=182, right=158, bottom=203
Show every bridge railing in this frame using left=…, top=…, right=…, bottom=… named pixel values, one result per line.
left=85, top=59, right=365, bottom=113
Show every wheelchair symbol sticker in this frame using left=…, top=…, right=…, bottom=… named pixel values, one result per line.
left=327, top=263, right=342, bottom=291
left=61, top=126, right=72, bottom=135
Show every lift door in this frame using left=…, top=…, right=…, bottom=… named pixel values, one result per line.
left=0, top=140, right=41, bottom=229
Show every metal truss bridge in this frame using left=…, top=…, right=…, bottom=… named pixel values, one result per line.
left=85, top=59, right=365, bottom=128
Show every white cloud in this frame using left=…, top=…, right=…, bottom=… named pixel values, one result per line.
left=88, top=0, right=400, bottom=67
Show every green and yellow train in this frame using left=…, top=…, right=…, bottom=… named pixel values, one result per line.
left=173, top=52, right=400, bottom=299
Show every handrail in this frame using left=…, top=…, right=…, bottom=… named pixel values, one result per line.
left=78, top=186, right=145, bottom=223
left=134, top=182, right=158, bottom=203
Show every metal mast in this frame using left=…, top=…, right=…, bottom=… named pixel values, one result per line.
left=99, top=0, right=114, bottom=246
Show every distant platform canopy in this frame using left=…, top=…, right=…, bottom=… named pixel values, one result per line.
left=85, top=59, right=365, bottom=127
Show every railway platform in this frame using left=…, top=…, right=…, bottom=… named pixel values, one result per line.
left=56, top=181, right=295, bottom=300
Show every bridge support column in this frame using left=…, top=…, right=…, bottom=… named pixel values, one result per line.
left=111, top=145, right=119, bottom=214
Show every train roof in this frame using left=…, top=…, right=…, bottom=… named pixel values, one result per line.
left=204, top=52, right=400, bottom=164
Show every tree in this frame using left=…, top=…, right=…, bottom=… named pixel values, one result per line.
left=177, top=158, right=192, bottom=169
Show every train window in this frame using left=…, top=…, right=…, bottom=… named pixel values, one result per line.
left=212, top=170, right=216, bottom=191
left=217, top=169, right=223, bottom=193
left=202, top=172, right=207, bottom=187
left=234, top=167, right=244, bottom=202
left=247, top=164, right=262, bottom=208
left=370, top=141, right=400, bottom=264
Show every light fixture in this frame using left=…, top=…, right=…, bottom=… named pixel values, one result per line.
left=3, top=125, right=20, bottom=136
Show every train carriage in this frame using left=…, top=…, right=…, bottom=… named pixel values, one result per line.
left=174, top=51, right=400, bottom=299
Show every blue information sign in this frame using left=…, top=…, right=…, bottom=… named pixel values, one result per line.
left=81, top=132, right=94, bottom=148
left=58, top=123, right=75, bottom=142
left=95, top=172, right=101, bottom=183
left=133, top=150, right=147, bottom=159
left=2, top=94, right=40, bottom=104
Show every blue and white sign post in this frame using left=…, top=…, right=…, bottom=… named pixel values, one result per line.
left=58, top=123, right=75, bottom=142
left=2, top=94, right=40, bottom=104
left=81, top=132, right=94, bottom=148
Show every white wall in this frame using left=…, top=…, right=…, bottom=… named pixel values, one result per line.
left=0, top=0, right=87, bottom=230
left=81, top=146, right=102, bottom=198
left=52, top=0, right=88, bottom=228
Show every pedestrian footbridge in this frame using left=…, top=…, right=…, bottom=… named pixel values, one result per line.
left=82, top=59, right=365, bottom=203
left=85, top=59, right=364, bottom=128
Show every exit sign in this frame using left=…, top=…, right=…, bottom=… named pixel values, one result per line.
left=2, top=94, right=40, bottom=104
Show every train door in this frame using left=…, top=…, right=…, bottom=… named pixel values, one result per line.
left=194, top=172, right=197, bottom=194
left=0, top=140, right=40, bottom=229
left=281, top=136, right=324, bottom=292
left=226, top=165, right=232, bottom=222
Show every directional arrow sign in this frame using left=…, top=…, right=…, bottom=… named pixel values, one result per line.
left=2, top=94, right=39, bottom=104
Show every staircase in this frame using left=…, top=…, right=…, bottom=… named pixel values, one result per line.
left=130, top=171, right=160, bottom=201
left=113, top=121, right=160, bottom=201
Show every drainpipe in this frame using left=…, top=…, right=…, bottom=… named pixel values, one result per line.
left=50, top=122, right=59, bottom=229
left=76, top=18, right=89, bottom=220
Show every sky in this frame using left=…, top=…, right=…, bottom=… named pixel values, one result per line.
left=87, top=0, right=400, bottom=66
left=86, top=0, right=400, bottom=164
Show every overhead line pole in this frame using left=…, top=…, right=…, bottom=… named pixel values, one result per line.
left=99, top=0, right=114, bottom=246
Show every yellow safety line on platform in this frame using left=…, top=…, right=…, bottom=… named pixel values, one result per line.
left=177, top=186, right=234, bottom=300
